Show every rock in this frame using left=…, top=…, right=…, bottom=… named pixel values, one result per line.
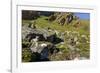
left=67, top=45, right=76, bottom=51
left=55, top=12, right=75, bottom=25
left=22, top=10, right=40, bottom=20
left=40, top=47, right=49, bottom=59
left=37, top=43, right=48, bottom=53
left=22, top=25, right=56, bottom=42
left=48, top=15, right=56, bottom=22
left=30, top=42, right=38, bottom=53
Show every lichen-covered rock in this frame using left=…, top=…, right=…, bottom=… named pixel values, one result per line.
left=48, top=12, right=79, bottom=25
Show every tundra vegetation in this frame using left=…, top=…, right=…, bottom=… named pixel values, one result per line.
left=22, top=10, right=90, bottom=62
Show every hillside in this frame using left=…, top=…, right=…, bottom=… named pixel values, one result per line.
left=22, top=11, right=90, bottom=62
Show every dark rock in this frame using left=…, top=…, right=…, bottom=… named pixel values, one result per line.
left=22, top=10, right=40, bottom=20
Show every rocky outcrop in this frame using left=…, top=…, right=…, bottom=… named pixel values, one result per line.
left=22, top=10, right=40, bottom=20
left=48, top=12, right=79, bottom=25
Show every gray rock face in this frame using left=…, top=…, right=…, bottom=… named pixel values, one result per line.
left=22, top=25, right=55, bottom=40
left=22, top=25, right=61, bottom=60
